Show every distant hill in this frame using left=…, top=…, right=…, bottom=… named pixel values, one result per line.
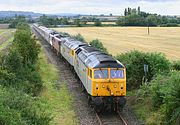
left=0, top=11, right=43, bottom=18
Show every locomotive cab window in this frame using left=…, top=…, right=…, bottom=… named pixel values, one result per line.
left=94, top=69, right=108, bottom=79
left=110, top=69, right=124, bottom=79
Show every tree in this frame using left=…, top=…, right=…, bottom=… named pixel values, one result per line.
left=124, top=14, right=146, bottom=26
left=13, top=23, right=40, bottom=64
left=9, top=16, right=26, bottom=28
left=71, top=34, right=87, bottom=43
left=146, top=15, right=158, bottom=26
left=124, top=8, right=128, bottom=16
left=81, top=17, right=88, bottom=25
left=39, top=14, right=49, bottom=26
left=89, top=39, right=108, bottom=54
left=138, top=6, right=141, bottom=15
left=131, top=8, right=137, bottom=15
left=128, top=7, right=131, bottom=15
left=116, top=17, right=126, bottom=26
left=94, top=19, right=102, bottom=26
left=74, top=19, right=81, bottom=27
left=60, top=18, right=69, bottom=25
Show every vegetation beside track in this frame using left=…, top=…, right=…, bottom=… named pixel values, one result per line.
left=38, top=45, right=77, bottom=125
left=0, top=22, right=51, bottom=125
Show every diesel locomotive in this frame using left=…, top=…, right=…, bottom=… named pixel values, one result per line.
left=33, top=24, right=126, bottom=112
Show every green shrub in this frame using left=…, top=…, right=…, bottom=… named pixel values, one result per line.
left=0, top=87, right=51, bottom=125
left=1, top=49, right=43, bottom=95
left=0, top=69, right=17, bottom=86
left=71, top=33, right=87, bottom=43
left=0, top=104, right=22, bottom=125
left=116, top=50, right=170, bottom=89
left=94, top=19, right=102, bottom=26
left=89, top=39, right=108, bottom=54
left=150, top=71, right=180, bottom=125
left=3, top=49, right=23, bottom=75
left=172, top=60, right=180, bottom=71
left=145, top=52, right=171, bottom=81
left=160, top=23, right=178, bottom=27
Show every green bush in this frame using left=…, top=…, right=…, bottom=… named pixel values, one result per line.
left=13, top=28, right=40, bottom=64
left=0, top=87, right=51, bottom=125
left=172, top=60, right=180, bottom=71
left=71, top=33, right=87, bottom=43
left=1, top=49, right=43, bottom=95
left=116, top=50, right=170, bottom=89
left=145, top=52, right=171, bottom=81
left=89, top=39, right=108, bottom=54
left=116, top=50, right=146, bottom=89
left=160, top=23, right=178, bottom=27
left=94, top=20, right=102, bottom=26
left=150, top=71, right=180, bottom=125
left=3, top=49, right=23, bottom=75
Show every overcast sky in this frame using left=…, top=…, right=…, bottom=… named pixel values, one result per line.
left=0, top=0, right=180, bottom=15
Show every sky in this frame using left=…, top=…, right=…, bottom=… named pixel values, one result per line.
left=0, top=0, right=180, bottom=15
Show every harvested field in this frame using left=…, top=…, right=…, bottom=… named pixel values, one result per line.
left=54, top=27, right=180, bottom=60
left=0, top=24, right=9, bottom=29
left=0, top=29, right=15, bottom=52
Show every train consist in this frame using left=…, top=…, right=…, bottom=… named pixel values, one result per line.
left=33, top=24, right=126, bottom=112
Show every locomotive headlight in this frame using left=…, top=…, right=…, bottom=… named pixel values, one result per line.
left=96, top=84, right=98, bottom=87
left=114, top=85, right=117, bottom=88
left=96, top=84, right=98, bottom=89
left=102, top=85, right=105, bottom=88
left=120, top=84, right=124, bottom=89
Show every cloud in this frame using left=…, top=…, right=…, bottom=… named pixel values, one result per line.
left=0, top=0, right=179, bottom=15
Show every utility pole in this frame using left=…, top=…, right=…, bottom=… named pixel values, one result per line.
left=147, top=20, right=150, bottom=35
left=148, top=26, right=150, bottom=35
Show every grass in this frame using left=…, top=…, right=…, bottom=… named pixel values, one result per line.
left=0, top=30, right=5, bottom=34
left=0, top=36, right=14, bottom=51
left=38, top=45, right=78, bottom=125
left=54, top=27, right=180, bottom=60
left=127, top=90, right=163, bottom=125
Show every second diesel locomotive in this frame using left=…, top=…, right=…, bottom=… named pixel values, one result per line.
left=33, top=24, right=126, bottom=112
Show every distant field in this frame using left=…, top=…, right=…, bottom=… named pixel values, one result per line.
left=0, top=24, right=9, bottom=29
left=54, top=27, right=180, bottom=60
left=0, top=29, right=15, bottom=51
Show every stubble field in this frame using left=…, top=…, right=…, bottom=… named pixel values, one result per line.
left=54, top=27, right=180, bottom=60
left=0, top=29, right=15, bottom=51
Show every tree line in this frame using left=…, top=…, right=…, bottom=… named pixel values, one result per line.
left=4, top=7, right=180, bottom=28
left=116, top=7, right=180, bottom=26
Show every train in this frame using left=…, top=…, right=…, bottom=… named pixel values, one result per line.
left=32, top=24, right=126, bottom=112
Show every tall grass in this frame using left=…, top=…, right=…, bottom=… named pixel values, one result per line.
left=38, top=47, right=78, bottom=125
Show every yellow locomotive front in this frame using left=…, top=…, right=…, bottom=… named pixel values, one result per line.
left=90, top=68, right=126, bottom=97
left=88, top=67, right=126, bottom=112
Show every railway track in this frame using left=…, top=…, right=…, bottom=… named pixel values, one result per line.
left=95, top=111, right=128, bottom=125
left=32, top=27, right=141, bottom=125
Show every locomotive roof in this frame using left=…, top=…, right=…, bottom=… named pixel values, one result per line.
left=77, top=46, right=124, bottom=68
left=62, top=38, right=87, bottom=49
